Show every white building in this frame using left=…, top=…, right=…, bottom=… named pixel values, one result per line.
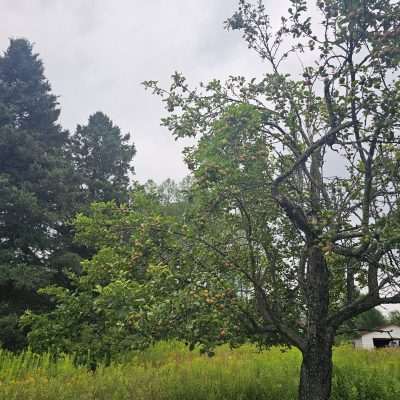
left=353, top=324, right=400, bottom=349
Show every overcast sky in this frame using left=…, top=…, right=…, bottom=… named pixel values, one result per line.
left=1, top=0, right=291, bottom=183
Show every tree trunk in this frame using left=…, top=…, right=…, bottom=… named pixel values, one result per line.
left=298, top=243, right=334, bottom=400
left=298, top=338, right=334, bottom=400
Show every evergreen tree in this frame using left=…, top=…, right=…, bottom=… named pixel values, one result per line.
left=71, top=112, right=135, bottom=204
left=355, top=308, right=387, bottom=331
left=0, top=39, right=78, bottom=349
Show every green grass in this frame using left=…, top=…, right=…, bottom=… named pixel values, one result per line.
left=1, top=343, right=400, bottom=399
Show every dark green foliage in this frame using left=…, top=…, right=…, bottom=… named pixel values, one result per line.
left=0, top=39, right=74, bottom=258
left=355, top=308, right=387, bottom=331
left=71, top=111, right=135, bottom=205
left=0, top=40, right=137, bottom=351
left=0, top=39, right=80, bottom=349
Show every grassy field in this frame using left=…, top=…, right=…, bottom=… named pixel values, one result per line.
left=1, top=342, right=400, bottom=400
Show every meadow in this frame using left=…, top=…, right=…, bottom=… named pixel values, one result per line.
left=1, top=342, right=400, bottom=400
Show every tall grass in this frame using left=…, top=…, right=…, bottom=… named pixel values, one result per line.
left=0, top=343, right=399, bottom=400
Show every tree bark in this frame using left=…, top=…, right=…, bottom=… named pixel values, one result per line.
left=299, top=337, right=334, bottom=400
left=298, top=245, right=334, bottom=400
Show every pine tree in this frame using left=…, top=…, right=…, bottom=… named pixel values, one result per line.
left=0, top=39, right=78, bottom=349
left=71, top=112, right=135, bottom=204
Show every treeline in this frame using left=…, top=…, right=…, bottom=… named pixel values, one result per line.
left=0, top=39, right=136, bottom=349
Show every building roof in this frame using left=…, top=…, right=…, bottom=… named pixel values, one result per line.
left=355, top=324, right=400, bottom=338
